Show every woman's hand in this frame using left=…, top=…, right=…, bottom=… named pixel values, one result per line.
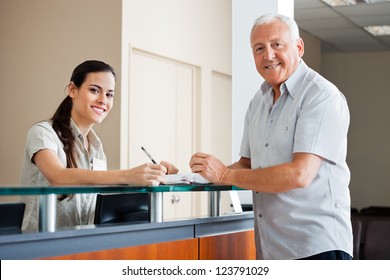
left=160, top=161, right=179, bottom=175
left=125, top=163, right=167, bottom=186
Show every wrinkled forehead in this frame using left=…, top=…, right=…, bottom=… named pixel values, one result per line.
left=250, top=20, right=292, bottom=44
left=250, top=16, right=299, bottom=42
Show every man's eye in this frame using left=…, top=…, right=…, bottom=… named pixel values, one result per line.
left=255, top=47, right=263, bottom=53
left=274, top=42, right=283, bottom=48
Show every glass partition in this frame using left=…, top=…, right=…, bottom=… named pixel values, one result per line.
left=0, top=184, right=245, bottom=232
left=0, top=184, right=243, bottom=196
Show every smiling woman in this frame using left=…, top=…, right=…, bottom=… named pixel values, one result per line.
left=68, top=71, right=115, bottom=131
left=19, top=60, right=178, bottom=232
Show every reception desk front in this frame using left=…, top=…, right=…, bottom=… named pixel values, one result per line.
left=0, top=185, right=255, bottom=260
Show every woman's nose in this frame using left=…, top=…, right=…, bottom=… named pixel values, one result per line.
left=97, top=93, right=107, bottom=104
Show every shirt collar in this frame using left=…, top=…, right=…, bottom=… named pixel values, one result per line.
left=260, top=59, right=308, bottom=99
left=70, top=118, right=102, bottom=151
left=284, top=59, right=308, bottom=99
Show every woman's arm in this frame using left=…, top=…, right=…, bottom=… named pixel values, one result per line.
left=34, top=149, right=168, bottom=186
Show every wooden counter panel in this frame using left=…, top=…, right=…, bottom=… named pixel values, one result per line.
left=199, top=230, right=256, bottom=260
left=41, top=231, right=256, bottom=260
left=42, top=238, right=198, bottom=260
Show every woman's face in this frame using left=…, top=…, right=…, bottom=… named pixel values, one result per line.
left=69, top=71, right=115, bottom=130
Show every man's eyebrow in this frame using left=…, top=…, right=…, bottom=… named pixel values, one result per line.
left=252, top=42, right=262, bottom=47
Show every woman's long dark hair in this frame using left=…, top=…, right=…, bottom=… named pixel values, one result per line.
left=51, top=60, right=115, bottom=200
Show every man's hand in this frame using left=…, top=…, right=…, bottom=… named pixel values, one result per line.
left=189, top=152, right=230, bottom=184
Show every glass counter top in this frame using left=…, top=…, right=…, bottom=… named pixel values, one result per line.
left=0, top=184, right=244, bottom=196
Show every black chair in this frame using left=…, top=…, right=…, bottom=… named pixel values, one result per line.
left=351, top=216, right=363, bottom=259
left=351, top=208, right=359, bottom=215
left=0, top=202, right=25, bottom=235
left=360, top=206, right=390, bottom=216
left=363, top=219, right=390, bottom=260
left=94, top=193, right=150, bottom=224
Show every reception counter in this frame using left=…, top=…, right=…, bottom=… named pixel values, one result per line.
left=0, top=184, right=255, bottom=260
left=0, top=212, right=255, bottom=260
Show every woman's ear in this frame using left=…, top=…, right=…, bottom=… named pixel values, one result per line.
left=67, top=82, right=77, bottom=98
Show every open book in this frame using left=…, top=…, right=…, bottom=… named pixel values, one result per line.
left=164, top=173, right=210, bottom=185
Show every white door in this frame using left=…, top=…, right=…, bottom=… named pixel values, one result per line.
left=121, top=0, right=233, bottom=220
left=128, top=49, right=198, bottom=220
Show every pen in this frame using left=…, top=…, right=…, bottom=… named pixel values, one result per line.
left=141, top=146, right=157, bottom=164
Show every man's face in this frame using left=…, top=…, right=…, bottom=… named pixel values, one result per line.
left=250, top=20, right=304, bottom=90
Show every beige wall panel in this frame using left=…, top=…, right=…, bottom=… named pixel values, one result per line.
left=0, top=0, right=122, bottom=190
left=322, top=51, right=390, bottom=209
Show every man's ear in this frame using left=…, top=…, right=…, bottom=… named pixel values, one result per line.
left=297, top=38, right=304, bottom=58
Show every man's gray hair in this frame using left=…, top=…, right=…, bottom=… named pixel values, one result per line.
left=251, top=14, right=300, bottom=42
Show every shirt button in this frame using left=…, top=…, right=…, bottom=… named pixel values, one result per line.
left=258, top=213, right=263, bottom=218
left=265, top=143, right=269, bottom=147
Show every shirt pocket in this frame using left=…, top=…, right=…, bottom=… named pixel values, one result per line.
left=269, top=114, right=297, bottom=164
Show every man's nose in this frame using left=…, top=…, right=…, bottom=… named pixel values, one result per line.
left=264, top=46, right=275, bottom=60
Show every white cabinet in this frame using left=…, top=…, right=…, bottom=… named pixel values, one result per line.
left=122, top=0, right=232, bottom=220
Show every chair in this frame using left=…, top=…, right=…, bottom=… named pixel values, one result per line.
left=0, top=202, right=25, bottom=235
left=94, top=193, right=150, bottom=224
left=351, top=216, right=363, bottom=259
left=363, top=219, right=390, bottom=260
left=360, top=206, right=390, bottom=216
left=351, top=208, right=359, bottom=215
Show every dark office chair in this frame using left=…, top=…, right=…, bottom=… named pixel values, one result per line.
left=94, top=193, right=150, bottom=224
left=0, top=202, right=25, bottom=235
left=360, top=206, right=390, bottom=216
left=363, top=219, right=390, bottom=260
left=351, top=215, right=363, bottom=259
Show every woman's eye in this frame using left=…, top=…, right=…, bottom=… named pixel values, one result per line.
left=90, top=88, right=99, bottom=94
left=106, top=93, right=114, bottom=99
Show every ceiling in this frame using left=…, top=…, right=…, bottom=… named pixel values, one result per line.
left=294, top=0, right=390, bottom=53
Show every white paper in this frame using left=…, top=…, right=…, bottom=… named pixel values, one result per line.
left=164, top=173, right=210, bottom=184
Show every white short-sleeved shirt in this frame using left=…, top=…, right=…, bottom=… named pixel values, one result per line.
left=240, top=61, right=353, bottom=259
left=20, top=119, right=107, bottom=232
